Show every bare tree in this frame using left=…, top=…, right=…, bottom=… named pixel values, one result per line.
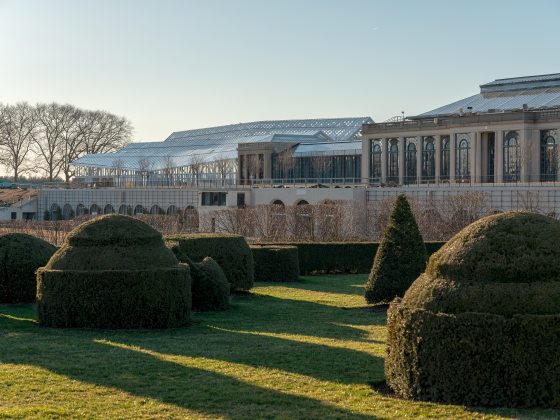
left=277, top=148, right=295, bottom=180
left=137, top=157, right=153, bottom=186
left=0, top=103, right=38, bottom=181
left=215, top=155, right=233, bottom=186
left=163, top=155, right=175, bottom=186
left=189, top=154, right=205, bottom=186
left=82, top=110, right=132, bottom=155
left=245, top=154, right=261, bottom=182
left=34, top=103, right=78, bottom=181
left=111, top=157, right=126, bottom=187
left=59, top=106, right=86, bottom=182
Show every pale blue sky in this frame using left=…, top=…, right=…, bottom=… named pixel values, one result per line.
left=1, top=0, right=559, bottom=141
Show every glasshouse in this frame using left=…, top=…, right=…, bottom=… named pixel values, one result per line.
left=72, top=117, right=373, bottom=187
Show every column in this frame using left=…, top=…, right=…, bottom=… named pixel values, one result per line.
left=471, top=132, right=481, bottom=183
left=521, top=127, right=539, bottom=182
left=495, top=131, right=504, bottom=183
left=416, top=136, right=423, bottom=184
left=435, top=135, right=442, bottom=183
left=398, top=137, right=405, bottom=185
left=381, top=138, right=388, bottom=184
left=449, top=133, right=456, bottom=182
left=361, top=138, right=370, bottom=184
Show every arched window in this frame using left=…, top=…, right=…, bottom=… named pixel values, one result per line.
left=50, top=204, right=62, bottom=221
left=504, top=131, right=520, bottom=182
left=422, top=137, right=435, bottom=181
left=118, top=204, right=131, bottom=215
left=104, top=204, right=114, bottom=214
left=388, top=139, right=399, bottom=183
left=405, top=139, right=417, bottom=184
left=456, top=135, right=471, bottom=181
left=150, top=205, right=163, bottom=215
left=370, top=140, right=382, bottom=183
left=167, top=205, right=178, bottom=215
left=541, top=130, right=558, bottom=181
left=76, top=204, right=88, bottom=216
left=63, top=203, right=74, bottom=220
left=134, top=205, right=144, bottom=215
left=90, top=204, right=101, bottom=215
left=441, top=136, right=450, bottom=180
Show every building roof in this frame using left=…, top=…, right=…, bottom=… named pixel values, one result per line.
left=72, top=117, right=373, bottom=171
left=413, top=73, right=560, bottom=119
left=293, top=141, right=362, bottom=157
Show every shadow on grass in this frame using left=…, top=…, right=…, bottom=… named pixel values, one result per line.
left=0, top=308, right=378, bottom=418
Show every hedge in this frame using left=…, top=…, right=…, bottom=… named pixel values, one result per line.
left=252, top=242, right=445, bottom=275
left=0, top=233, right=56, bottom=303
left=386, top=304, right=560, bottom=407
left=250, top=245, right=300, bottom=282
left=37, top=267, right=191, bottom=328
left=386, top=212, right=560, bottom=407
left=38, top=215, right=191, bottom=329
left=188, top=257, right=230, bottom=312
left=166, top=233, right=254, bottom=291
left=365, top=194, right=427, bottom=304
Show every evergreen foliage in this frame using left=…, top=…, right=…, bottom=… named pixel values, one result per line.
left=37, top=215, right=191, bottom=328
left=251, top=241, right=444, bottom=275
left=251, top=245, right=300, bottom=282
left=365, top=195, right=427, bottom=303
left=386, top=212, right=560, bottom=407
left=0, top=233, right=56, bottom=303
left=187, top=256, right=230, bottom=312
left=166, top=233, right=254, bottom=291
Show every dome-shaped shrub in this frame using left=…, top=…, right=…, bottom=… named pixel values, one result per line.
left=188, top=256, right=230, bottom=312
left=250, top=245, right=299, bottom=282
left=365, top=194, right=427, bottom=303
left=37, top=215, right=191, bottom=328
left=386, top=212, right=560, bottom=407
left=166, top=233, right=254, bottom=291
left=0, top=233, right=56, bottom=303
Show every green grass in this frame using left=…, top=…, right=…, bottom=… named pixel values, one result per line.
left=0, top=274, right=558, bottom=419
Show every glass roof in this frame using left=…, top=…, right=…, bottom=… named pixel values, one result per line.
left=414, top=73, right=560, bottom=119
left=72, top=117, right=372, bottom=171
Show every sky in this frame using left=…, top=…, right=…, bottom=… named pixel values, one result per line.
left=1, top=0, right=560, bottom=142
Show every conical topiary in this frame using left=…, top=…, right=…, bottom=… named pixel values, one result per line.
left=365, top=194, right=427, bottom=304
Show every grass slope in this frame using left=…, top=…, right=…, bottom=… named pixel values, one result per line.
left=0, top=275, right=557, bottom=419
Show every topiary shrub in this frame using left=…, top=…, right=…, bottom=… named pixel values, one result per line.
left=187, top=256, right=230, bottom=312
left=166, top=233, right=254, bottom=291
left=251, top=241, right=445, bottom=275
left=250, top=245, right=299, bottom=282
left=365, top=194, right=427, bottom=304
left=0, top=233, right=56, bottom=303
left=386, top=212, right=560, bottom=407
left=37, top=215, right=191, bottom=329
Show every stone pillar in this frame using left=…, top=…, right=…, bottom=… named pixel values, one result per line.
left=449, top=133, right=456, bottom=182
left=496, top=131, right=504, bottom=183
left=435, top=135, right=442, bottom=183
left=361, top=139, right=370, bottom=184
left=416, top=136, right=423, bottom=184
left=521, top=127, right=539, bottom=182
left=381, top=138, right=388, bottom=184
left=398, top=137, right=405, bottom=185
left=471, top=132, right=481, bottom=183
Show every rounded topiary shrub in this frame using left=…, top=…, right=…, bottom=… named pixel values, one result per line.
left=365, top=194, right=427, bottom=304
left=0, top=233, right=56, bottom=303
left=187, top=256, right=230, bottom=312
left=386, top=212, right=560, bottom=407
left=166, top=233, right=254, bottom=291
left=37, top=215, right=191, bottom=329
left=250, top=245, right=299, bottom=282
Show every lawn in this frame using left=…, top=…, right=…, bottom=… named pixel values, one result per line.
left=0, top=274, right=557, bottom=419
